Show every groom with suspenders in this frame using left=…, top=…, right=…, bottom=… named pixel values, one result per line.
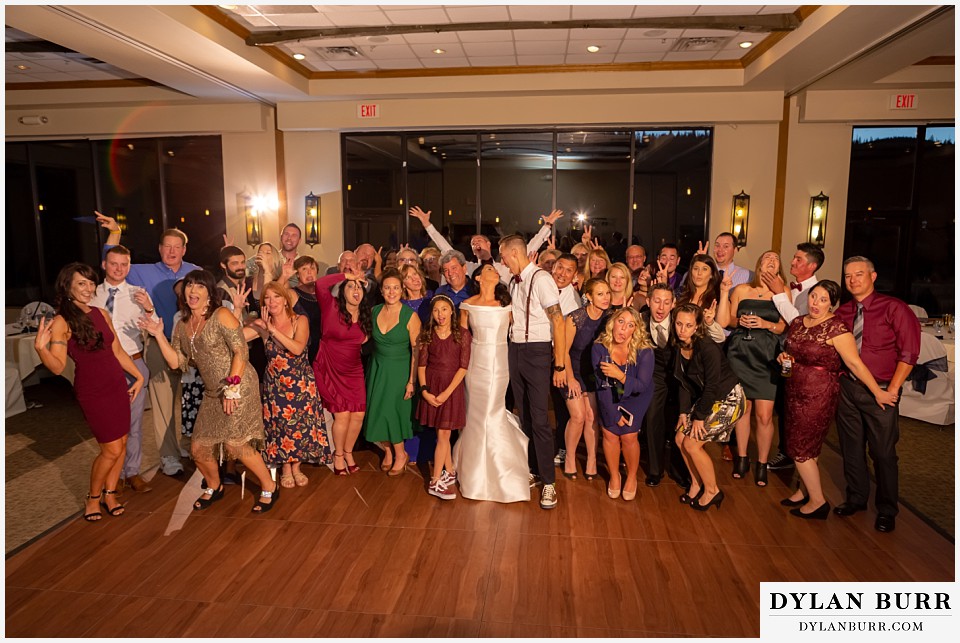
left=497, top=235, right=569, bottom=510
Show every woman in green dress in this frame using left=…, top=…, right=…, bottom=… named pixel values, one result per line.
left=364, top=269, right=422, bottom=475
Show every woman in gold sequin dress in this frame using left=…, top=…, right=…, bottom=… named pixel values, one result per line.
left=140, top=270, right=280, bottom=514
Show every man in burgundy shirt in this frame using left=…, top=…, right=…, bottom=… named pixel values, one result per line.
left=833, top=256, right=920, bottom=533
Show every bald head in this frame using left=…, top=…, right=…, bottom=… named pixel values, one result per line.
left=338, top=250, right=358, bottom=274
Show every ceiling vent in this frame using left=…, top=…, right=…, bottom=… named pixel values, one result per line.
left=672, top=36, right=732, bottom=52
left=314, top=46, right=363, bottom=60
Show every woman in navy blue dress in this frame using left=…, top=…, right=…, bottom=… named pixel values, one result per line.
left=591, top=307, right=655, bottom=501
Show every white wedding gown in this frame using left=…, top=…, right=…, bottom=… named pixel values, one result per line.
left=453, top=303, right=531, bottom=503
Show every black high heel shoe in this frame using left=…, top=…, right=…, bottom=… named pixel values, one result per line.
left=732, top=456, right=750, bottom=479
left=780, top=494, right=809, bottom=507
left=83, top=492, right=103, bottom=522
left=194, top=484, right=225, bottom=511
left=100, top=489, right=125, bottom=517
left=754, top=462, right=769, bottom=487
left=680, top=487, right=704, bottom=505
left=790, top=502, right=830, bottom=520
left=691, top=489, right=725, bottom=511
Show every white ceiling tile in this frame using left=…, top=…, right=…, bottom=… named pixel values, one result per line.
left=457, top=29, right=513, bottom=43
left=301, top=37, right=357, bottom=47
left=513, top=28, right=570, bottom=42
left=631, top=5, right=698, bottom=18
left=303, top=61, right=335, bottom=72
left=242, top=16, right=275, bottom=28
left=469, top=55, right=518, bottom=67
left=409, top=42, right=465, bottom=57
left=681, top=29, right=743, bottom=38
left=445, top=6, right=511, bottom=22
left=618, top=38, right=677, bottom=53
left=419, top=56, right=471, bottom=68
left=517, top=55, right=567, bottom=66
left=625, top=27, right=685, bottom=40
left=326, top=10, right=391, bottom=27
left=712, top=49, right=748, bottom=60
left=566, top=40, right=622, bottom=55
left=267, top=13, right=335, bottom=27
left=12, top=75, right=48, bottom=82
left=568, top=27, right=627, bottom=41
left=695, top=5, right=763, bottom=16
left=351, top=35, right=407, bottom=46
left=614, top=52, right=665, bottom=63
left=315, top=4, right=383, bottom=12
left=565, top=53, right=616, bottom=65
left=403, top=32, right=460, bottom=44
left=375, top=59, right=424, bottom=69
left=359, top=44, right=417, bottom=59
left=385, top=8, right=450, bottom=25
left=508, top=6, right=571, bottom=21
left=571, top=5, right=635, bottom=19
left=325, top=59, right=379, bottom=70
left=515, top=40, right=567, bottom=55
left=758, top=5, right=800, bottom=14
left=463, top=41, right=515, bottom=56
left=662, top=51, right=716, bottom=62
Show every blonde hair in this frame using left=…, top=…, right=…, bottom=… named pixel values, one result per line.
left=750, top=250, right=789, bottom=289
left=606, top=262, right=634, bottom=304
left=581, top=247, right=611, bottom=287
left=257, top=242, right=283, bottom=281
left=595, top=307, right=652, bottom=365
left=399, top=264, right=427, bottom=298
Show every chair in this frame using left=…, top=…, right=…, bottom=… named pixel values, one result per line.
left=908, top=304, right=928, bottom=319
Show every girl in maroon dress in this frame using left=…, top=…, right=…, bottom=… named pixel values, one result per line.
left=416, top=295, right=471, bottom=500
left=34, top=263, right=145, bottom=522
left=779, top=280, right=898, bottom=519
left=313, top=270, right=371, bottom=475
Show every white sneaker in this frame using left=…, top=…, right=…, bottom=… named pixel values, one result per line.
left=160, top=455, right=184, bottom=476
left=540, top=484, right=558, bottom=509
left=553, top=449, right=566, bottom=466
left=428, top=478, right=456, bottom=500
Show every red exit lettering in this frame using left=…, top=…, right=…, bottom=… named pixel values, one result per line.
left=357, top=103, right=379, bottom=118
left=890, top=94, right=918, bottom=110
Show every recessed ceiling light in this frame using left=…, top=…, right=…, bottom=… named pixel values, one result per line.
left=644, top=29, right=667, bottom=37
left=293, top=53, right=306, bottom=60
left=586, top=45, right=601, bottom=53
left=432, top=48, right=445, bottom=55
left=15, top=64, right=29, bottom=70
left=739, top=41, right=754, bottom=49
left=368, top=36, right=389, bottom=44
left=218, top=4, right=237, bottom=10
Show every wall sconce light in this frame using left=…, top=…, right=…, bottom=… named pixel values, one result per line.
left=807, top=191, right=829, bottom=247
left=304, top=191, right=320, bottom=247
left=238, top=191, right=261, bottom=247
left=731, top=190, right=750, bottom=248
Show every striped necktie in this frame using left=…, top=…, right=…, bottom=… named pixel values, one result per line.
left=106, top=287, right=119, bottom=315
left=655, top=323, right=667, bottom=349
left=853, top=302, right=864, bottom=353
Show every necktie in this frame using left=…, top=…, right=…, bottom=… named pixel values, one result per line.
left=655, top=323, right=667, bottom=349
left=513, top=274, right=522, bottom=284
left=790, top=282, right=803, bottom=292
left=853, top=302, right=864, bottom=353
left=105, top=287, right=119, bottom=315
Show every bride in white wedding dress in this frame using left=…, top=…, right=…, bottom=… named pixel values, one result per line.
left=453, top=265, right=530, bottom=503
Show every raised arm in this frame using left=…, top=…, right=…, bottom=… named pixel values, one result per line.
left=526, top=210, right=563, bottom=254
left=137, top=316, right=183, bottom=371
left=33, top=316, right=69, bottom=376
left=96, top=211, right=122, bottom=246
left=409, top=206, right=453, bottom=254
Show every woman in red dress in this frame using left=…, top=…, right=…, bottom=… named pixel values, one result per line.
left=313, top=270, right=371, bottom=475
left=34, top=263, right=144, bottom=522
left=779, top=280, right=898, bottom=519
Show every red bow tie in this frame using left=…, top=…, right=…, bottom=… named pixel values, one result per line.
left=513, top=274, right=522, bottom=284
left=790, top=282, right=803, bottom=292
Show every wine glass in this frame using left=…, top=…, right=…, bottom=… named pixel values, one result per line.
left=744, top=310, right=755, bottom=341
left=934, top=319, right=944, bottom=338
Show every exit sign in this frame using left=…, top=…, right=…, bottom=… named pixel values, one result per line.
left=357, top=103, right=380, bottom=119
left=889, top=93, right=918, bottom=110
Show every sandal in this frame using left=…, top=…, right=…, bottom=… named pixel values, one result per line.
left=280, top=473, right=295, bottom=489
left=252, top=482, right=280, bottom=514
left=100, top=489, right=125, bottom=517
left=293, top=472, right=308, bottom=487
left=344, top=450, right=361, bottom=474
left=333, top=451, right=348, bottom=476
left=84, top=492, right=103, bottom=522
left=194, top=484, right=225, bottom=511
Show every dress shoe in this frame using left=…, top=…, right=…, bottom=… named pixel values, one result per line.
left=645, top=474, right=661, bottom=487
left=780, top=494, right=809, bottom=507
left=874, top=514, right=896, bottom=533
left=833, top=502, right=868, bottom=517
left=790, top=502, right=830, bottom=520
left=124, top=474, right=153, bottom=493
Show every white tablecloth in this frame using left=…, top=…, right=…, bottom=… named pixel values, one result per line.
left=4, top=331, right=75, bottom=384
left=899, top=326, right=954, bottom=425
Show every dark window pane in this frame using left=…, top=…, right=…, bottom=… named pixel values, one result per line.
left=5, top=143, right=43, bottom=305
left=849, top=127, right=918, bottom=211
left=912, top=126, right=954, bottom=315
left=480, top=131, right=553, bottom=247
left=344, top=135, right=404, bottom=210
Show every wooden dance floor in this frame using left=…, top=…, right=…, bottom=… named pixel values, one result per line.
left=5, top=444, right=954, bottom=638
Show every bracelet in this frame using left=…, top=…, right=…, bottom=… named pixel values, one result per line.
left=144, top=308, right=154, bottom=314
left=222, top=375, right=241, bottom=400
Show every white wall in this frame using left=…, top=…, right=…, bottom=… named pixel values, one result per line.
left=282, top=131, right=342, bottom=271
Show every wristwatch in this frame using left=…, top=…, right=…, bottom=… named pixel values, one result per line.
left=552, top=365, right=565, bottom=373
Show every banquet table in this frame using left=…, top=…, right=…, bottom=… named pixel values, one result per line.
left=898, top=325, right=954, bottom=425
left=4, top=326, right=75, bottom=418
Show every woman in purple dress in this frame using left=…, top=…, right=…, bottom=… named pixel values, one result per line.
left=779, top=280, right=897, bottom=519
left=313, top=270, right=371, bottom=475
left=34, top=263, right=144, bottom=522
